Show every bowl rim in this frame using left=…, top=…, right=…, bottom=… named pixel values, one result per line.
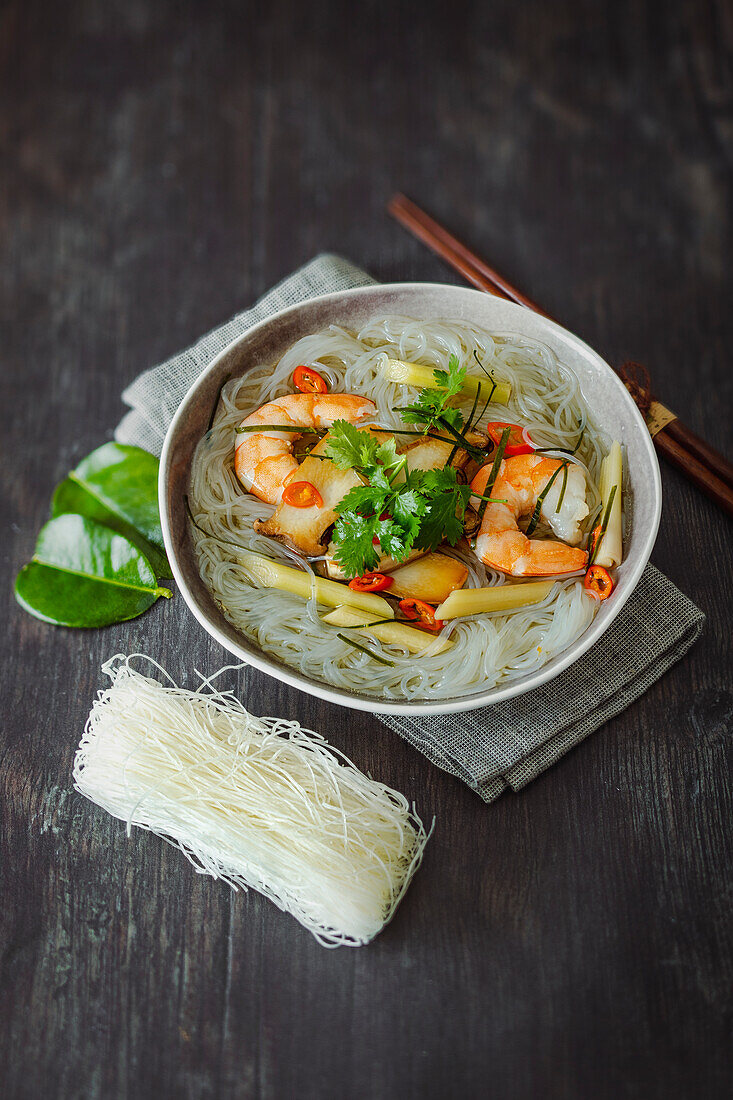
left=160, top=281, right=662, bottom=716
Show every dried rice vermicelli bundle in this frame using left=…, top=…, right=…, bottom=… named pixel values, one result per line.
left=74, top=654, right=430, bottom=947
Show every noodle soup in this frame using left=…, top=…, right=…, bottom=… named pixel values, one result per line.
left=189, top=316, right=614, bottom=702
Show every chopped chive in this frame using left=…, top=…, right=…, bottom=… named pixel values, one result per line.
left=472, top=349, right=495, bottom=387
left=474, top=388, right=495, bottom=430
left=392, top=406, right=485, bottom=460
left=449, top=381, right=482, bottom=464
left=521, top=459, right=567, bottom=536
left=588, top=483, right=617, bottom=565
left=207, top=373, right=232, bottom=432
left=436, top=415, right=486, bottom=461
left=476, top=426, right=511, bottom=527
left=387, top=428, right=459, bottom=445
left=534, top=420, right=586, bottom=457
left=336, top=632, right=395, bottom=666
left=235, top=424, right=319, bottom=433
left=525, top=461, right=568, bottom=537
left=556, top=462, right=569, bottom=512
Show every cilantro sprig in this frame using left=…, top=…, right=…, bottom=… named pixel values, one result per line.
left=325, top=421, right=476, bottom=578
left=398, top=354, right=467, bottom=434
left=395, top=354, right=487, bottom=461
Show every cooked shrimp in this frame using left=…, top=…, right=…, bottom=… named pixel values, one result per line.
left=471, top=453, right=589, bottom=576
left=234, top=392, right=376, bottom=504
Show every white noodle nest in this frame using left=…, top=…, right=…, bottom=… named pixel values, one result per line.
left=74, top=654, right=431, bottom=947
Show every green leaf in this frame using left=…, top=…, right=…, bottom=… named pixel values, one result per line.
left=15, top=514, right=172, bottom=628
left=434, top=354, right=466, bottom=398
left=375, top=436, right=401, bottom=471
left=397, top=355, right=467, bottom=437
left=51, top=443, right=170, bottom=578
left=332, top=511, right=381, bottom=577
left=325, top=421, right=380, bottom=470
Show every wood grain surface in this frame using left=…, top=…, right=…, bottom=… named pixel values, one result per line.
left=1, top=2, right=731, bottom=1098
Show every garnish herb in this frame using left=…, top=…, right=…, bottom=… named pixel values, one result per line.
left=588, top=483, right=617, bottom=566
left=525, top=461, right=569, bottom=537
left=556, top=462, right=569, bottom=512
left=236, top=424, right=319, bottom=434
left=336, top=632, right=395, bottom=667
left=325, top=420, right=485, bottom=578
left=395, top=354, right=486, bottom=461
left=475, top=426, right=512, bottom=529
left=535, top=421, right=586, bottom=457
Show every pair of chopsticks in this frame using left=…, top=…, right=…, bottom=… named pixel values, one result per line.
left=388, top=193, right=733, bottom=519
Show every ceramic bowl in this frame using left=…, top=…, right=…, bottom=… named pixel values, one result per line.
left=160, top=283, right=661, bottom=715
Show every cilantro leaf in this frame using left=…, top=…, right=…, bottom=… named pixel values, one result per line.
left=391, top=487, right=425, bottom=524
left=332, top=511, right=381, bottom=576
left=373, top=518, right=408, bottom=559
left=412, top=467, right=472, bottom=552
left=434, top=354, right=466, bottom=398
left=325, top=421, right=380, bottom=470
left=375, top=436, right=401, bottom=471
left=337, top=483, right=388, bottom=516
left=325, top=422, right=404, bottom=478
left=396, top=355, right=468, bottom=438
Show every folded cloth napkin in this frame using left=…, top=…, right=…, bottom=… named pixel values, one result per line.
left=116, top=254, right=705, bottom=803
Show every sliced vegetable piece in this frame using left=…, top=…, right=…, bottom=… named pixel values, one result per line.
left=281, top=481, right=324, bottom=509
left=238, top=550, right=394, bottom=618
left=584, top=565, right=614, bottom=600
left=435, top=580, right=554, bottom=620
left=348, top=572, right=393, bottom=593
left=398, top=598, right=443, bottom=632
left=485, top=422, right=534, bottom=456
left=51, top=442, right=170, bottom=577
left=381, top=358, right=511, bottom=405
left=323, top=606, right=454, bottom=655
left=387, top=553, right=468, bottom=604
left=14, top=514, right=172, bottom=627
left=293, top=365, right=328, bottom=393
left=593, top=441, right=623, bottom=567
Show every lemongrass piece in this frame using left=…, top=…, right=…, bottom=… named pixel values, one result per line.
left=381, top=358, right=511, bottom=404
left=237, top=550, right=394, bottom=618
left=74, top=655, right=430, bottom=948
left=323, top=606, right=454, bottom=655
left=435, top=580, right=554, bottom=620
left=594, top=441, right=623, bottom=568
left=387, top=553, right=468, bottom=604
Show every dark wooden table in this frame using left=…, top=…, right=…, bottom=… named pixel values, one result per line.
left=2, top=3, right=731, bottom=1097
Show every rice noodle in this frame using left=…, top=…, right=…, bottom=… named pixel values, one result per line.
left=74, top=655, right=430, bottom=947
left=189, top=316, right=607, bottom=701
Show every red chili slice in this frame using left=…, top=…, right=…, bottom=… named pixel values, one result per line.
left=293, top=365, right=328, bottom=394
left=485, top=422, right=534, bottom=456
left=348, top=573, right=393, bottom=593
left=584, top=565, right=614, bottom=600
left=398, top=598, right=443, bottom=632
left=281, top=481, right=324, bottom=508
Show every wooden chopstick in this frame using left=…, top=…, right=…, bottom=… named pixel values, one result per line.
left=388, top=193, right=733, bottom=519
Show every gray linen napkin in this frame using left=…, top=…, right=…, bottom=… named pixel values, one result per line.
left=116, top=254, right=705, bottom=803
